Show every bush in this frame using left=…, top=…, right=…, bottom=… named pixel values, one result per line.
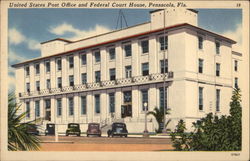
left=171, top=88, right=242, bottom=151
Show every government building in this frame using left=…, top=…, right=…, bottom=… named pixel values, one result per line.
left=12, top=9, right=241, bottom=133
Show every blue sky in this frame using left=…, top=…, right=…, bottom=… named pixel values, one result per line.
left=8, top=9, right=242, bottom=91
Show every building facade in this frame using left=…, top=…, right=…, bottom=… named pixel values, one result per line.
left=12, top=9, right=241, bottom=133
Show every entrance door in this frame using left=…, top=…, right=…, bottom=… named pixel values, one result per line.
left=121, top=104, right=132, bottom=118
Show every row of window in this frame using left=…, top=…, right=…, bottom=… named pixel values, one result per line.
left=198, top=87, right=221, bottom=111
left=198, top=36, right=221, bottom=54
left=25, top=60, right=168, bottom=92
left=25, top=88, right=167, bottom=118
left=198, top=59, right=239, bottom=76
left=198, top=59, right=221, bottom=76
left=25, top=36, right=168, bottom=77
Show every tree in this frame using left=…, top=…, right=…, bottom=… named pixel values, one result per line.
left=170, top=119, right=191, bottom=151
left=171, top=88, right=242, bottom=151
left=147, top=107, right=171, bottom=133
left=8, top=93, right=41, bottom=151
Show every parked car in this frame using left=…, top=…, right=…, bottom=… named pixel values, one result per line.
left=66, top=123, right=81, bottom=136
left=23, top=124, right=39, bottom=135
left=107, top=122, right=128, bottom=137
left=86, top=123, right=101, bottom=137
left=45, top=123, right=55, bottom=136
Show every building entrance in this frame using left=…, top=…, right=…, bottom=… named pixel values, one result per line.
left=121, top=103, right=132, bottom=118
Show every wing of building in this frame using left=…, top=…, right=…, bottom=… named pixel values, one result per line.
left=12, top=9, right=241, bottom=134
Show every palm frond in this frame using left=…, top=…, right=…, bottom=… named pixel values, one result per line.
left=8, top=92, right=41, bottom=151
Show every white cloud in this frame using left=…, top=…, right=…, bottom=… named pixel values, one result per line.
left=222, top=23, right=242, bottom=53
left=49, top=22, right=111, bottom=41
left=8, top=74, right=16, bottom=92
left=9, top=28, right=40, bottom=51
left=27, top=39, right=41, bottom=50
left=9, top=28, right=25, bottom=45
left=9, top=49, right=27, bottom=64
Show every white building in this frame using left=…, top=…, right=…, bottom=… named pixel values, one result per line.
left=12, top=9, right=241, bottom=133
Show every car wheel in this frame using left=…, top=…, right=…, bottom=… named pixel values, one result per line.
left=77, top=134, right=80, bottom=137
left=99, top=134, right=101, bottom=137
left=125, top=135, right=127, bottom=137
left=66, top=133, right=68, bottom=136
left=87, top=134, right=89, bottom=137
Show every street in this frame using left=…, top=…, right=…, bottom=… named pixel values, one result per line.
left=39, top=136, right=174, bottom=151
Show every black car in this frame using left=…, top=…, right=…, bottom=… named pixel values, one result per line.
left=66, top=123, right=81, bottom=136
left=107, top=122, right=128, bottom=137
left=45, top=123, right=55, bottom=136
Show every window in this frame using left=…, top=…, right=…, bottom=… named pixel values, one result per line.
left=159, top=36, right=168, bottom=50
left=199, top=87, right=203, bottom=110
left=95, top=94, right=100, bottom=114
left=142, top=62, right=149, bottom=76
left=68, top=55, right=74, bottom=68
left=36, top=81, right=40, bottom=91
left=45, top=60, right=50, bottom=72
left=109, top=68, right=116, bottom=81
left=235, top=77, right=238, bottom=89
left=198, top=36, right=203, bottom=49
left=81, top=96, right=87, bottom=115
left=124, top=44, right=132, bottom=57
left=35, top=63, right=40, bottom=74
left=35, top=100, right=40, bottom=117
left=45, top=99, right=51, bottom=109
left=109, top=93, right=115, bottom=113
left=81, top=73, right=87, bottom=84
left=68, top=97, right=74, bottom=116
left=159, top=87, right=167, bottom=110
left=216, top=63, right=220, bottom=76
left=81, top=54, right=86, bottom=65
left=94, top=51, right=100, bottom=63
left=216, top=89, right=220, bottom=112
left=25, top=66, right=30, bottom=76
left=234, top=60, right=238, bottom=71
left=57, top=77, right=62, bottom=88
left=26, top=83, right=30, bottom=92
left=56, top=58, right=62, bottom=71
left=57, top=98, right=62, bottom=116
left=141, top=40, right=149, bottom=53
left=95, top=71, right=101, bottom=83
left=141, top=89, right=148, bottom=111
left=216, top=42, right=220, bottom=54
left=69, top=75, right=74, bottom=86
left=26, top=102, right=30, bottom=118
left=199, top=59, right=203, bottom=73
left=109, top=48, right=116, bottom=60
left=125, top=65, right=132, bottom=78
left=123, top=91, right=132, bottom=103
left=46, top=79, right=51, bottom=89
left=160, top=60, right=168, bottom=74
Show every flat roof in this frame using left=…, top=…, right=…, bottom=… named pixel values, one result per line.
left=12, top=23, right=236, bottom=68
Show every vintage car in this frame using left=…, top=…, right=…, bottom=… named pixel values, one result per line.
left=23, top=124, right=39, bottom=135
left=86, top=123, right=101, bottom=137
left=45, top=123, right=55, bottom=136
left=107, top=122, right=128, bottom=137
left=66, top=123, right=81, bottom=136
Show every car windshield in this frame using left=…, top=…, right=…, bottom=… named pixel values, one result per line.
left=89, top=124, right=99, bottom=128
left=114, top=123, right=125, bottom=128
left=69, top=124, right=79, bottom=128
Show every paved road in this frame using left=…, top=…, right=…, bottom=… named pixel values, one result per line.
left=39, top=136, right=174, bottom=151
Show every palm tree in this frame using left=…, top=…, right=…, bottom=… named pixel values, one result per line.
left=147, top=107, right=171, bottom=133
left=8, top=93, right=41, bottom=151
